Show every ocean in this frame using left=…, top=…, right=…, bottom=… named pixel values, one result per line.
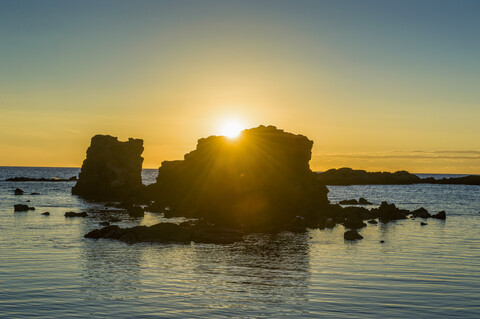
left=1, top=167, right=479, bottom=318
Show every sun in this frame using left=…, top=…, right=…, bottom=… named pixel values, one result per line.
left=219, top=119, right=244, bottom=138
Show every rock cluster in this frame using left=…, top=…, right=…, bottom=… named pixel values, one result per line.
left=146, top=125, right=329, bottom=231
left=85, top=222, right=244, bottom=244
left=72, top=135, right=144, bottom=200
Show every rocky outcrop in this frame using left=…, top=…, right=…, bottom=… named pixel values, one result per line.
left=317, top=167, right=480, bottom=186
left=318, top=168, right=422, bottom=185
left=14, top=188, right=24, bottom=195
left=146, top=125, right=329, bottom=231
left=72, top=135, right=144, bottom=200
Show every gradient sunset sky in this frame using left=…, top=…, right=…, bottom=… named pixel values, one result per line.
left=1, top=0, right=480, bottom=173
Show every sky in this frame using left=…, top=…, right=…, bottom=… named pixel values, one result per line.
left=1, top=0, right=480, bottom=173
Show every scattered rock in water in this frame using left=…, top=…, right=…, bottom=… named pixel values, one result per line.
left=420, top=222, right=428, bottom=226
left=368, top=219, right=378, bottom=224
left=358, top=197, right=372, bottom=205
left=31, top=192, right=40, bottom=195
left=373, top=201, right=408, bottom=223
left=344, top=230, right=363, bottom=241
left=432, top=211, right=446, bottom=220
left=14, top=188, right=24, bottom=195
left=99, top=221, right=110, bottom=226
left=339, top=199, right=359, bottom=205
left=14, top=204, right=35, bottom=212
left=65, top=211, right=88, bottom=218
left=42, top=212, right=50, bottom=216
left=26, top=200, right=30, bottom=202
left=380, top=240, right=385, bottom=243
left=412, top=207, right=431, bottom=218
left=72, top=135, right=144, bottom=200
left=127, top=205, right=144, bottom=218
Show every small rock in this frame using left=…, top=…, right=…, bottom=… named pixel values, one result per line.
left=26, top=200, right=30, bottom=202
left=339, top=199, right=359, bottom=205
left=420, top=222, right=427, bottom=226
left=358, top=197, right=372, bottom=205
left=412, top=207, right=431, bottom=218
left=344, top=230, right=363, bottom=241
left=380, top=240, right=385, bottom=243
left=109, top=217, right=122, bottom=223
left=65, top=211, right=88, bottom=217
left=431, top=211, right=446, bottom=220
left=42, top=212, right=50, bottom=216
left=14, top=188, right=24, bottom=195
left=367, top=219, right=378, bottom=224
left=14, top=204, right=29, bottom=212
left=31, top=192, right=40, bottom=195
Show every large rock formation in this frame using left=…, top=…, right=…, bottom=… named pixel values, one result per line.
left=72, top=135, right=144, bottom=200
left=147, top=125, right=329, bottom=231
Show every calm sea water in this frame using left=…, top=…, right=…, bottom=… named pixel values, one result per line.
left=1, top=167, right=480, bottom=318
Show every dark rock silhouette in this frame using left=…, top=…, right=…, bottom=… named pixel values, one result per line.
left=420, top=222, right=428, bottom=226
left=14, top=188, right=24, bottom=195
left=72, top=135, right=144, bottom=200
left=14, top=204, right=35, bottom=212
left=412, top=207, right=431, bottom=218
left=42, top=212, right=50, bottom=216
left=65, top=211, right=88, bottom=217
left=372, top=201, right=408, bottom=223
left=317, top=167, right=480, bottom=186
left=6, top=176, right=76, bottom=182
left=318, top=168, right=422, bottom=185
left=358, top=197, right=372, bottom=205
left=146, top=125, right=329, bottom=231
left=339, top=197, right=373, bottom=205
left=339, top=199, right=359, bottom=205
left=344, top=230, right=363, bottom=241
left=432, top=211, right=446, bottom=220
left=85, top=222, right=244, bottom=244
left=31, top=192, right=40, bottom=195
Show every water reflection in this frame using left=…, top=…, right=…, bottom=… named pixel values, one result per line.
left=80, top=241, right=142, bottom=300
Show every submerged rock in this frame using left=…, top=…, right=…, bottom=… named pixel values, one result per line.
left=72, top=135, right=144, bottom=200
left=42, top=212, right=50, bottom=216
left=14, top=188, right=24, bottom=195
left=146, top=125, right=329, bottom=231
left=420, top=222, right=428, bottom=226
left=65, top=211, right=88, bottom=218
